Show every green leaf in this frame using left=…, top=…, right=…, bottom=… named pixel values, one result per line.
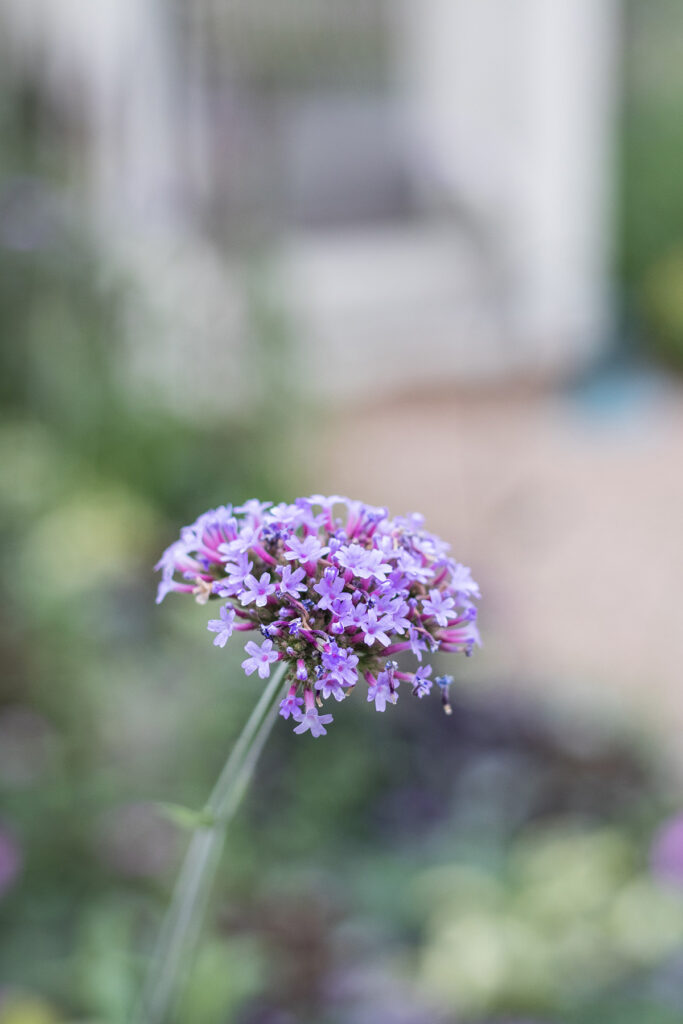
left=155, top=802, right=216, bottom=831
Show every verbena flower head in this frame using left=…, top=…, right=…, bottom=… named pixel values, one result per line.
left=156, top=496, right=481, bottom=737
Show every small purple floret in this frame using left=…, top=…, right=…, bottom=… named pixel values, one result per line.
left=279, top=686, right=304, bottom=720
left=651, top=814, right=683, bottom=887
left=367, top=670, right=398, bottom=712
left=313, top=567, right=345, bottom=610
left=207, top=604, right=236, bottom=648
left=293, top=707, right=334, bottom=737
left=240, top=572, right=276, bottom=608
left=422, top=589, right=456, bottom=627
left=284, top=535, right=329, bottom=565
left=412, top=664, right=433, bottom=698
left=241, top=639, right=279, bottom=679
left=278, top=564, right=307, bottom=599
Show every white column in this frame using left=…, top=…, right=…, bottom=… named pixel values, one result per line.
left=397, top=0, right=621, bottom=377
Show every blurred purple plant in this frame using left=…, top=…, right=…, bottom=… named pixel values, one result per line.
left=0, top=826, right=21, bottom=897
left=156, top=495, right=481, bottom=736
left=651, top=813, right=683, bottom=886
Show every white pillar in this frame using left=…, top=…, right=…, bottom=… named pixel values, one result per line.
left=397, top=0, right=620, bottom=377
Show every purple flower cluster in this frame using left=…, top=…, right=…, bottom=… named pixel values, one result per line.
left=156, top=496, right=480, bottom=737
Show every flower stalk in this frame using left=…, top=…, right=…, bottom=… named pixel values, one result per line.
left=135, top=662, right=289, bottom=1024
left=145, top=495, right=481, bottom=1019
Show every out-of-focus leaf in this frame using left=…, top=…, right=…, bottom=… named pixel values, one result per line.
left=155, top=802, right=216, bottom=832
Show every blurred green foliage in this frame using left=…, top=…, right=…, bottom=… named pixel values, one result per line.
left=641, top=249, right=683, bottom=369
left=622, top=0, right=683, bottom=365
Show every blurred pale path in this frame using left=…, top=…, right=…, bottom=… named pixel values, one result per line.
left=318, top=379, right=683, bottom=768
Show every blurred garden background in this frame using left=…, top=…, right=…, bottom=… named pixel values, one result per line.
left=2, top=1, right=683, bottom=1022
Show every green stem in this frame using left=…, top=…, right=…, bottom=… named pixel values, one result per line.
left=135, top=663, right=289, bottom=1024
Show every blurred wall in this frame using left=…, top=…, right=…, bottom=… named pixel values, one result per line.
left=0, top=0, right=622, bottom=411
